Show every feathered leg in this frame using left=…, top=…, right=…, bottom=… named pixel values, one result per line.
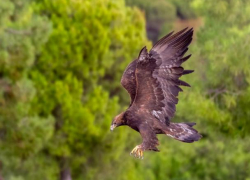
left=130, top=124, right=159, bottom=159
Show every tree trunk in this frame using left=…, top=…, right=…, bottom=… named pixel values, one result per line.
left=60, top=168, right=72, bottom=180
left=59, top=158, right=72, bottom=180
left=0, top=161, right=3, bottom=180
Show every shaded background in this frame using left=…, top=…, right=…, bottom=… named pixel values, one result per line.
left=0, top=0, right=250, bottom=179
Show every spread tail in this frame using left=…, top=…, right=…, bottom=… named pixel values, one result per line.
left=165, top=122, right=202, bottom=143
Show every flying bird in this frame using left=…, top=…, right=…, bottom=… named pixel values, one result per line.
left=110, top=28, right=202, bottom=159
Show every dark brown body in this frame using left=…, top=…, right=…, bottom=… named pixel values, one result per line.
left=125, top=107, right=165, bottom=134
left=111, top=28, right=202, bottom=157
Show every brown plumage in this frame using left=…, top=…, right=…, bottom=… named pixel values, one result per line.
left=111, top=28, right=202, bottom=159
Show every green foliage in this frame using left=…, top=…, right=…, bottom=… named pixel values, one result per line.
left=30, top=0, right=148, bottom=179
left=169, top=0, right=197, bottom=19
left=0, top=0, right=53, bottom=179
left=126, top=1, right=250, bottom=180
left=120, top=1, right=250, bottom=180
left=125, top=0, right=198, bottom=43
left=126, top=0, right=176, bottom=43
left=190, top=0, right=250, bottom=136
left=1, top=0, right=250, bottom=180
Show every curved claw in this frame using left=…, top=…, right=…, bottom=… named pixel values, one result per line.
left=130, top=145, right=144, bottom=159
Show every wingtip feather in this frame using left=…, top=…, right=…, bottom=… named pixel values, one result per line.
left=179, top=80, right=191, bottom=87
left=152, top=27, right=192, bottom=51
left=183, top=70, right=194, bottom=75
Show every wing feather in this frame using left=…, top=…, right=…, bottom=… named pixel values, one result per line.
left=121, top=60, right=137, bottom=106
left=132, top=28, right=194, bottom=125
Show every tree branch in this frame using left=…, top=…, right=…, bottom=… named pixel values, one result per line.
left=4, top=28, right=32, bottom=35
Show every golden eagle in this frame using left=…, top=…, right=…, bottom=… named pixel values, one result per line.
left=110, top=28, right=202, bottom=159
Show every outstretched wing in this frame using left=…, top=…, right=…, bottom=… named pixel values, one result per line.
left=132, top=28, right=194, bottom=125
left=121, top=60, right=137, bottom=106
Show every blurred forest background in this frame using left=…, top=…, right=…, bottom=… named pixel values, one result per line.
left=0, top=0, right=250, bottom=179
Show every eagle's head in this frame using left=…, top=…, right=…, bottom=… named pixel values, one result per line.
left=110, top=112, right=126, bottom=131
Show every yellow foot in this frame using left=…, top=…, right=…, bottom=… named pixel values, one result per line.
left=130, top=145, right=144, bottom=159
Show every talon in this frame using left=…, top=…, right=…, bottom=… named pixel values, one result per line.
left=140, top=150, right=143, bottom=158
left=130, top=145, right=144, bottom=159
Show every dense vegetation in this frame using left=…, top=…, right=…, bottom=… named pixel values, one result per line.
left=0, top=0, right=250, bottom=179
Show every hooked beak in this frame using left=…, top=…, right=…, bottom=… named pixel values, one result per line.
left=110, top=124, right=117, bottom=131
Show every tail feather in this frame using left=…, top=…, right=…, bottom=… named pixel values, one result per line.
left=165, top=122, right=202, bottom=143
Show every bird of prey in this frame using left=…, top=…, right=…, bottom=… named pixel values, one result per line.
left=110, top=28, right=202, bottom=159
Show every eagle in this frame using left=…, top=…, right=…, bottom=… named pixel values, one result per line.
left=110, top=28, right=202, bottom=159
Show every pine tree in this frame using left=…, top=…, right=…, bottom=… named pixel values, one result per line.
left=0, top=0, right=52, bottom=179
left=32, top=0, right=149, bottom=179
